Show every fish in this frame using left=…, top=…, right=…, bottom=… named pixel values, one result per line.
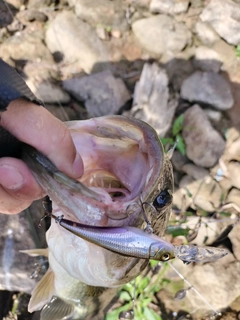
left=0, top=59, right=174, bottom=319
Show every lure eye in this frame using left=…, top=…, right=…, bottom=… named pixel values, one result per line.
left=161, top=253, right=170, bottom=261
left=153, top=189, right=172, bottom=210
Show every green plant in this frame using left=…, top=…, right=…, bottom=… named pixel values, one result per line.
left=160, top=114, right=186, bottom=156
left=236, top=44, right=240, bottom=57
left=106, top=262, right=170, bottom=320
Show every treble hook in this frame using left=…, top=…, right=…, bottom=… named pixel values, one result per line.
left=38, top=196, right=53, bottom=228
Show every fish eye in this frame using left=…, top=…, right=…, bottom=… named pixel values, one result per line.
left=153, top=189, right=172, bottom=210
left=161, top=253, right=170, bottom=261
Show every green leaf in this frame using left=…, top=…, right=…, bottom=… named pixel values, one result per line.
left=166, top=225, right=190, bottom=237
left=160, top=137, right=174, bottom=146
left=119, top=290, right=132, bottom=301
left=105, top=302, right=132, bottom=320
left=176, top=134, right=186, bottom=156
left=150, top=260, right=159, bottom=268
left=172, top=114, right=184, bottom=136
left=236, top=44, right=240, bottom=57
left=144, top=306, right=162, bottom=320
left=138, top=276, right=150, bottom=292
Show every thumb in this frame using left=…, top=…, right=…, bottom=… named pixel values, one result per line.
left=0, top=98, right=84, bottom=179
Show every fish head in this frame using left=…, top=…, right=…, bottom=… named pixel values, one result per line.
left=24, top=116, right=173, bottom=310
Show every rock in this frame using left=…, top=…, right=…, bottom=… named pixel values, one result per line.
left=63, top=70, right=131, bottom=117
left=226, top=162, right=240, bottom=189
left=226, top=188, right=240, bottom=209
left=194, top=21, right=220, bottom=45
left=193, top=46, right=222, bottom=73
left=150, top=0, right=190, bottom=14
left=4, top=0, right=24, bottom=9
left=26, top=10, right=48, bottom=22
left=165, top=58, right=194, bottom=91
left=132, top=15, right=192, bottom=58
left=182, top=163, right=209, bottom=180
left=28, top=0, right=55, bottom=8
left=229, top=222, right=240, bottom=260
left=177, top=174, right=222, bottom=212
left=169, top=256, right=239, bottom=312
left=0, top=29, right=52, bottom=63
left=0, top=1, right=17, bottom=28
left=129, top=63, right=178, bottom=136
left=180, top=71, right=234, bottom=111
left=204, top=108, right=222, bottom=123
left=23, top=61, right=70, bottom=104
left=68, top=0, right=128, bottom=31
left=45, top=11, right=110, bottom=73
left=182, top=105, right=226, bottom=167
left=172, top=150, right=189, bottom=172
left=200, top=0, right=240, bottom=46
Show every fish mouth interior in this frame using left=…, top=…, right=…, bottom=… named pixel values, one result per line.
left=68, top=117, right=161, bottom=208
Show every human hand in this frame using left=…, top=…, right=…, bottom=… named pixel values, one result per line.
left=0, top=98, right=84, bottom=214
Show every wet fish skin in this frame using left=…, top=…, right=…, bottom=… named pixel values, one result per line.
left=50, top=214, right=175, bottom=261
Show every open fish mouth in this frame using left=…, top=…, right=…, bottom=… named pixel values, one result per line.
left=23, top=115, right=165, bottom=226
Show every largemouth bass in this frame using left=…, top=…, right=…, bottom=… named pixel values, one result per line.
left=0, top=59, right=174, bottom=319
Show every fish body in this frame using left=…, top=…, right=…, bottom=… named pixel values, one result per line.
left=0, top=59, right=174, bottom=319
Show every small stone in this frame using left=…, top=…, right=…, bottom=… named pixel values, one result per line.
left=182, top=163, right=209, bottom=180
left=194, top=21, right=220, bottom=45
left=226, top=188, right=240, bottom=209
left=132, top=15, right=192, bottom=58
left=111, top=29, right=122, bottom=38
left=150, top=0, right=190, bottom=14
left=193, top=46, right=222, bottom=73
left=129, top=63, right=178, bottom=137
left=182, top=105, right=226, bottom=168
left=45, top=11, right=110, bottom=73
left=0, top=29, right=52, bottom=62
left=63, top=70, right=131, bottom=117
left=96, top=27, right=109, bottom=41
left=181, top=71, right=234, bottom=111
left=200, top=0, right=240, bottom=46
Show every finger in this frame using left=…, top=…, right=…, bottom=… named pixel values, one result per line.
left=0, top=158, right=45, bottom=214
left=0, top=98, right=84, bottom=179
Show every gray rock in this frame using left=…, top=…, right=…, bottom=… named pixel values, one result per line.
left=200, top=0, right=240, bottom=46
left=68, top=0, right=128, bottom=31
left=182, top=105, right=226, bottom=167
left=229, top=221, right=240, bottom=260
left=182, top=163, right=209, bottom=180
left=24, top=61, right=70, bottom=104
left=129, top=63, right=178, bottom=137
left=194, top=21, right=220, bottom=45
left=150, top=0, right=190, bottom=14
left=165, top=58, right=194, bottom=92
left=45, top=11, right=110, bottom=73
left=204, top=108, right=222, bottom=123
left=63, top=70, right=131, bottom=117
left=181, top=71, right=234, bottom=111
left=132, top=15, right=192, bottom=58
left=193, top=46, right=222, bottom=73
left=0, top=29, right=52, bottom=62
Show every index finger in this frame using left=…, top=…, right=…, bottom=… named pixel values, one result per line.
left=0, top=98, right=83, bottom=179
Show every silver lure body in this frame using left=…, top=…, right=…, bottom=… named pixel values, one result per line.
left=52, top=215, right=175, bottom=261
